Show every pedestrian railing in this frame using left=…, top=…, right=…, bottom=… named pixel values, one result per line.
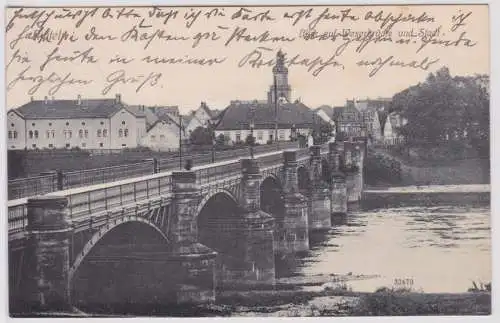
left=8, top=142, right=300, bottom=200
left=8, top=146, right=300, bottom=237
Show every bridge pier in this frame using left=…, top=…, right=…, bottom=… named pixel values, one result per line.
left=169, top=171, right=217, bottom=304
left=308, top=146, right=332, bottom=230
left=277, top=150, right=309, bottom=254
left=227, top=159, right=275, bottom=287
left=344, top=141, right=365, bottom=203
left=329, top=142, right=347, bottom=218
left=24, top=196, right=73, bottom=314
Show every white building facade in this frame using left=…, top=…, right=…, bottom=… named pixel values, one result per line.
left=141, top=116, right=188, bottom=152
left=7, top=95, right=146, bottom=150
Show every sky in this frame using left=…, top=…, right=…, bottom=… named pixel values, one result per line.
left=4, top=4, right=490, bottom=113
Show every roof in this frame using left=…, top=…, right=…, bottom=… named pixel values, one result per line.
left=147, top=113, right=184, bottom=133
left=216, top=101, right=324, bottom=130
left=13, top=97, right=145, bottom=119
left=155, top=106, right=179, bottom=116
left=315, top=105, right=334, bottom=118
left=333, top=103, right=362, bottom=122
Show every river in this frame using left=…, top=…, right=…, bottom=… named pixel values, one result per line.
left=281, top=202, right=491, bottom=294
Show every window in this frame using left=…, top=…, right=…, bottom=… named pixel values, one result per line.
left=269, top=134, right=273, bottom=141
left=29, top=131, right=33, bottom=139
left=66, top=122, right=69, bottom=126
left=121, top=121, right=126, bottom=125
left=279, top=130, right=285, bottom=140
left=32, top=123, right=35, bottom=127
left=124, top=129, right=129, bottom=137
left=48, top=144, right=54, bottom=148
left=82, top=143, right=86, bottom=147
left=66, top=143, right=70, bottom=148
left=257, top=131, right=263, bottom=140
left=11, top=123, right=14, bottom=127
left=34, top=130, right=39, bottom=138
left=8, top=131, right=12, bottom=139
left=119, top=129, right=123, bottom=137
left=82, top=122, right=86, bottom=126
left=32, top=144, right=36, bottom=148
left=122, top=144, right=126, bottom=147
left=103, top=129, right=108, bottom=137
left=84, top=130, right=89, bottom=138
left=13, top=131, right=17, bottom=139
left=46, top=130, right=50, bottom=138
left=51, top=130, right=55, bottom=138
left=97, top=129, right=102, bottom=137
left=99, top=143, right=104, bottom=147
left=100, top=121, right=104, bottom=125
left=79, top=130, right=83, bottom=138
left=236, top=133, right=241, bottom=142
left=48, top=122, right=52, bottom=126
left=151, top=135, right=156, bottom=141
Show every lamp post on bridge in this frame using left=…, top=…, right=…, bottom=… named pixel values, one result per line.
left=249, top=110, right=255, bottom=159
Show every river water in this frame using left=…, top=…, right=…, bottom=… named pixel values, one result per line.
left=285, top=203, right=491, bottom=294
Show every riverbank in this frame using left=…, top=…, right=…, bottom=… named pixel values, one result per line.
left=14, top=274, right=490, bottom=317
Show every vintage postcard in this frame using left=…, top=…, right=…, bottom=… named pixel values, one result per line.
left=4, top=2, right=492, bottom=318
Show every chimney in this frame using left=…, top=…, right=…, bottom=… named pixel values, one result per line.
left=77, top=94, right=82, bottom=105
left=44, top=96, right=48, bottom=104
left=30, top=96, right=34, bottom=102
left=116, top=93, right=121, bottom=103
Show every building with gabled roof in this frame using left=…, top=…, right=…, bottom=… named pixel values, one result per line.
left=141, top=110, right=188, bottom=152
left=7, top=94, right=147, bottom=150
left=184, top=101, right=218, bottom=135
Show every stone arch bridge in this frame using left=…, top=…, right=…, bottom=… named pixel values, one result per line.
left=8, top=140, right=366, bottom=314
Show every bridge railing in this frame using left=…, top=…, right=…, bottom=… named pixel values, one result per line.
left=8, top=173, right=58, bottom=200
left=63, top=161, right=155, bottom=189
left=8, top=171, right=174, bottom=236
left=7, top=144, right=300, bottom=236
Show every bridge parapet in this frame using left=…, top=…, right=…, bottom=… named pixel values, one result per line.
left=8, top=171, right=174, bottom=239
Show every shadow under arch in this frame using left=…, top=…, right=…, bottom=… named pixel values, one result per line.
left=321, top=157, right=332, bottom=184
left=70, top=219, right=172, bottom=314
left=297, top=165, right=310, bottom=192
left=260, top=175, right=284, bottom=218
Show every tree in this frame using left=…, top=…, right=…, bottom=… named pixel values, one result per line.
left=215, top=133, right=228, bottom=146
left=391, top=67, right=489, bottom=156
left=189, top=126, right=213, bottom=145
left=245, top=134, right=255, bottom=146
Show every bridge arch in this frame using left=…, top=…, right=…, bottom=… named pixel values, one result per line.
left=69, top=216, right=169, bottom=282
left=260, top=176, right=284, bottom=217
left=297, top=165, right=310, bottom=191
left=196, top=189, right=238, bottom=218
left=70, top=217, right=172, bottom=311
left=321, top=157, right=331, bottom=184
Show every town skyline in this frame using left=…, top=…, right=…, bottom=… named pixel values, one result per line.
left=6, top=66, right=489, bottom=114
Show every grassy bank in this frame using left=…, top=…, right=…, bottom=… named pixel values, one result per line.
left=214, top=287, right=491, bottom=316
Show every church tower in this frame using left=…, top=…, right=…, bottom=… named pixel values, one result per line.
left=268, top=50, right=292, bottom=104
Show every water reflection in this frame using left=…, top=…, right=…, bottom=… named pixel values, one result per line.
left=277, top=204, right=491, bottom=293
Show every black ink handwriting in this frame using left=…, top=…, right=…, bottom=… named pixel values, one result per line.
left=7, top=65, right=93, bottom=95
left=356, top=55, right=440, bottom=77
left=9, top=24, right=78, bottom=49
left=39, top=46, right=98, bottom=72
left=225, top=26, right=295, bottom=47
left=102, top=69, right=163, bottom=95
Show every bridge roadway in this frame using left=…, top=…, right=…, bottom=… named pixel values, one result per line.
left=7, top=144, right=329, bottom=241
left=8, top=143, right=299, bottom=200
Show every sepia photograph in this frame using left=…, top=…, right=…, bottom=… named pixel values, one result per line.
left=3, top=2, right=492, bottom=318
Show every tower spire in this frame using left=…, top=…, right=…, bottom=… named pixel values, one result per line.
left=268, top=49, right=291, bottom=104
